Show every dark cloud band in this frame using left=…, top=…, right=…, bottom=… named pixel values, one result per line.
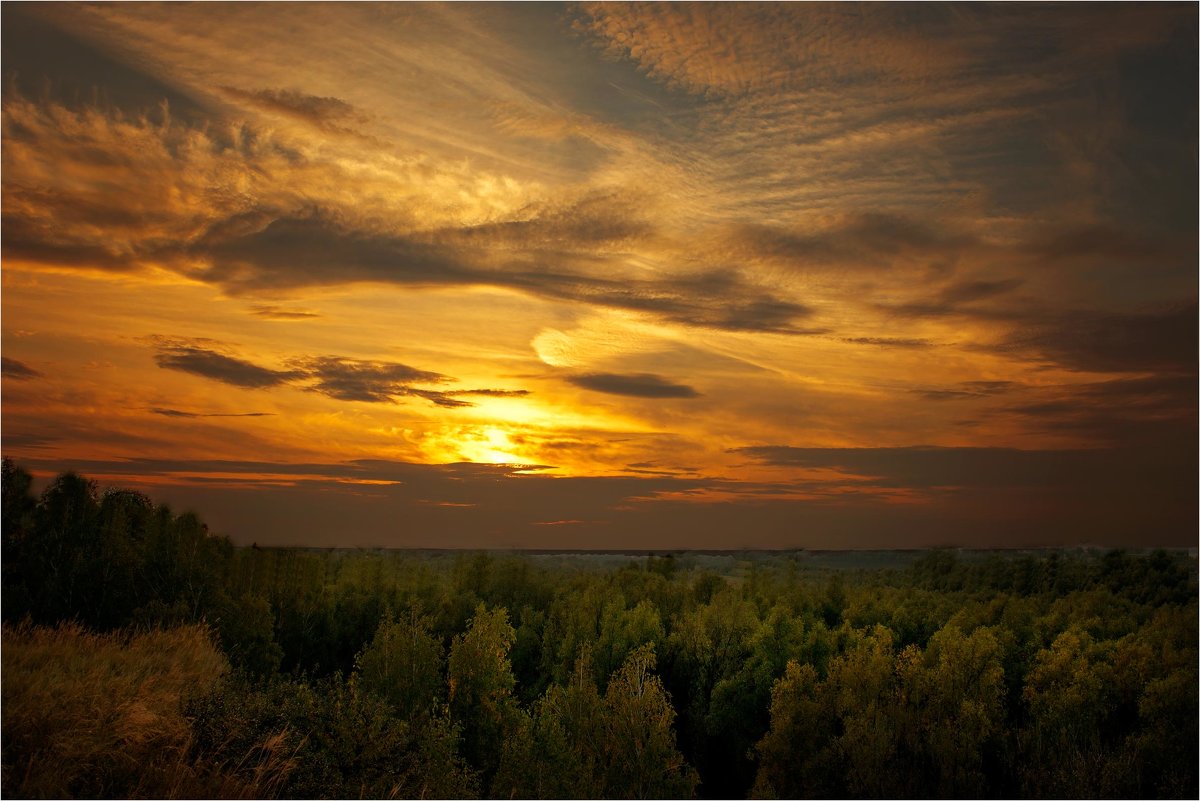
left=1, top=357, right=42, bottom=380
left=567, top=372, right=699, bottom=398
left=151, top=340, right=525, bottom=408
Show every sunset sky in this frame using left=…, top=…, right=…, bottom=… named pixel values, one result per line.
left=2, top=2, right=1196, bottom=548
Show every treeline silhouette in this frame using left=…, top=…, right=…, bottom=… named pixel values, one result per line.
left=2, top=460, right=1196, bottom=798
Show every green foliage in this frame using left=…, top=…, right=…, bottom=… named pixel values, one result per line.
left=2, top=463, right=231, bottom=631
left=896, top=625, right=1007, bottom=796
left=603, top=644, right=699, bottom=798
left=493, top=644, right=697, bottom=799
left=752, top=660, right=839, bottom=799
left=595, top=597, right=665, bottom=688
left=2, top=461, right=1196, bottom=799
left=448, top=604, right=522, bottom=786
left=187, top=673, right=477, bottom=799
left=355, top=608, right=444, bottom=719
left=493, top=645, right=609, bottom=799
left=213, top=592, right=283, bottom=678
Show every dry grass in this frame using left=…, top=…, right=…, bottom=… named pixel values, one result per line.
left=1, top=622, right=295, bottom=799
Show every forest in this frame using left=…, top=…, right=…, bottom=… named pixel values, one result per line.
left=2, top=458, right=1197, bottom=799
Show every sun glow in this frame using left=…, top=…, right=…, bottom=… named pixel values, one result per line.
left=442, top=426, right=526, bottom=465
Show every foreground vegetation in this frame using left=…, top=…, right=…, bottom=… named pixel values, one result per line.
left=1, top=623, right=295, bottom=798
left=2, top=459, right=1197, bottom=798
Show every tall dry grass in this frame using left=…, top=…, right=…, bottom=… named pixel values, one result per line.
left=1, top=622, right=295, bottom=799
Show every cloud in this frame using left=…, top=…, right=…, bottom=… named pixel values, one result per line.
left=450, top=388, right=530, bottom=398
left=727, top=213, right=979, bottom=273
left=913, top=380, right=1018, bottom=401
left=153, top=341, right=303, bottom=388
left=985, top=372, right=1198, bottom=445
left=406, top=390, right=472, bottom=409
left=249, top=305, right=321, bottom=320
left=440, top=191, right=654, bottom=249
left=998, top=304, right=1198, bottom=373
left=2, top=90, right=820, bottom=335
left=729, top=443, right=1195, bottom=496
left=527, top=269, right=816, bottom=334
left=938, top=279, right=1024, bottom=305
left=840, top=337, right=934, bottom=349
left=218, top=86, right=363, bottom=131
left=567, top=372, right=699, bottom=399
left=1, top=432, right=59, bottom=450
left=297, top=356, right=446, bottom=403
left=1022, top=224, right=1170, bottom=264
left=1, top=357, right=42, bottom=380
left=410, top=388, right=530, bottom=408
left=1, top=4, right=214, bottom=122
left=149, top=339, right=528, bottom=409
left=150, top=408, right=274, bottom=418
left=576, top=4, right=1189, bottom=100
left=193, top=210, right=816, bottom=334
left=886, top=278, right=1026, bottom=319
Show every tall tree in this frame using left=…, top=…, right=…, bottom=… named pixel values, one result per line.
left=356, top=608, right=444, bottom=720
left=448, top=604, right=522, bottom=784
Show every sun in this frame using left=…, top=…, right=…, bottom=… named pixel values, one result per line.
left=455, top=427, right=525, bottom=465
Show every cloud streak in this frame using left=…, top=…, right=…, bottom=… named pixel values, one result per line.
left=567, top=373, right=700, bottom=399
left=1, top=357, right=42, bottom=380
left=730, top=443, right=1195, bottom=498
left=150, top=408, right=274, bottom=419
left=153, top=342, right=302, bottom=388
left=297, top=357, right=447, bottom=403
left=150, top=339, right=527, bottom=409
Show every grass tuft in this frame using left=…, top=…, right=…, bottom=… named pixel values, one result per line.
left=2, top=621, right=295, bottom=799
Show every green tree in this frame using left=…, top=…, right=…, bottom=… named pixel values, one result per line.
left=356, top=608, right=444, bottom=720
left=896, top=624, right=1007, bottom=796
left=448, top=604, right=522, bottom=784
left=1, top=458, right=37, bottom=617
left=751, top=660, right=840, bottom=798
left=1020, top=629, right=1116, bottom=796
left=595, top=597, right=664, bottom=688
left=214, top=592, right=283, bottom=677
left=29, top=472, right=101, bottom=622
left=188, top=674, right=477, bottom=799
left=602, top=644, right=698, bottom=799
left=829, top=625, right=902, bottom=797
left=493, top=646, right=606, bottom=799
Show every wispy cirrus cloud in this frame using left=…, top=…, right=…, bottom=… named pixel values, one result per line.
left=217, top=86, right=365, bottom=132
left=1, top=93, right=815, bottom=335
left=840, top=337, right=935, bottom=349
left=912, top=381, right=1019, bottom=402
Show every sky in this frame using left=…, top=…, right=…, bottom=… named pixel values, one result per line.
left=1, top=2, right=1196, bottom=549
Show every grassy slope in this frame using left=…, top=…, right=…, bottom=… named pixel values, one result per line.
left=1, top=623, right=291, bottom=799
